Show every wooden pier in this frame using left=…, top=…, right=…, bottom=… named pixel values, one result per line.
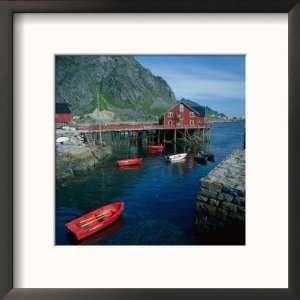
left=57, top=123, right=211, bottom=147
left=75, top=123, right=210, bottom=133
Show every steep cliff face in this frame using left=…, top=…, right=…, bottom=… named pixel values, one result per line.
left=56, top=55, right=177, bottom=121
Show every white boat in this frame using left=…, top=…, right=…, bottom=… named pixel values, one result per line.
left=56, top=136, right=69, bottom=144
left=166, top=153, right=187, bottom=163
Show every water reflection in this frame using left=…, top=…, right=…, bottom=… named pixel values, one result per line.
left=56, top=122, right=245, bottom=245
left=116, top=165, right=142, bottom=171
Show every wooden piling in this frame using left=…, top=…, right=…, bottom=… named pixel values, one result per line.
left=174, top=129, right=177, bottom=144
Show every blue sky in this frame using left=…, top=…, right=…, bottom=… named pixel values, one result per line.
left=135, top=55, right=245, bottom=117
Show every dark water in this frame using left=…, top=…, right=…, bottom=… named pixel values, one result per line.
left=56, top=122, right=245, bottom=245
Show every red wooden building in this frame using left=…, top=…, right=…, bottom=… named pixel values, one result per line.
left=56, top=102, right=72, bottom=123
left=162, top=99, right=206, bottom=127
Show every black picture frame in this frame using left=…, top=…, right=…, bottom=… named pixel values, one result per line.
left=0, top=1, right=299, bottom=299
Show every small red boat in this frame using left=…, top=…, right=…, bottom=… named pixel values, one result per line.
left=78, top=217, right=125, bottom=245
left=116, top=158, right=143, bottom=167
left=65, top=202, right=124, bottom=241
left=117, top=165, right=141, bottom=171
left=148, top=144, right=164, bottom=151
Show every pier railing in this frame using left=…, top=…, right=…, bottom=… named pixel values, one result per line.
left=75, top=123, right=211, bottom=133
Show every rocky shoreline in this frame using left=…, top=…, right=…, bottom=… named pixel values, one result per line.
left=194, top=149, right=245, bottom=240
left=56, top=145, right=112, bottom=180
left=56, top=127, right=112, bottom=180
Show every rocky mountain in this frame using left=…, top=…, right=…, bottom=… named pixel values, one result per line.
left=55, top=55, right=177, bottom=121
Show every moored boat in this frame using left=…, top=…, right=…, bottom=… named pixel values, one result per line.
left=194, top=154, right=207, bottom=165
left=116, top=158, right=143, bottom=167
left=76, top=217, right=125, bottom=245
left=56, top=136, right=69, bottom=144
left=199, top=151, right=215, bottom=161
left=166, top=153, right=187, bottom=163
left=65, top=202, right=124, bottom=241
left=117, top=165, right=141, bottom=171
left=148, top=144, right=164, bottom=152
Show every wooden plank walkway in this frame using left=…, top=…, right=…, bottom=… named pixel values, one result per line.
left=75, top=123, right=210, bottom=133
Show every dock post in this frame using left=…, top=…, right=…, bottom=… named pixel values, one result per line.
left=174, top=129, right=177, bottom=144
left=174, top=137, right=177, bottom=153
left=158, top=130, right=160, bottom=144
left=138, top=131, right=143, bottom=146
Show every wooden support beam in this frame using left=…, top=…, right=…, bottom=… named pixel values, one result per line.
left=174, top=130, right=177, bottom=153
left=174, top=129, right=177, bottom=144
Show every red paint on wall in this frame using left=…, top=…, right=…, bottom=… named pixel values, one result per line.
left=163, top=103, right=205, bottom=126
left=56, top=113, right=72, bottom=123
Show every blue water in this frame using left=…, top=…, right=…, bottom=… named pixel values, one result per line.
left=56, top=122, right=245, bottom=245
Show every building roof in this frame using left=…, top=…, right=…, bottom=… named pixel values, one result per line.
left=179, top=98, right=205, bottom=116
left=56, top=102, right=71, bottom=114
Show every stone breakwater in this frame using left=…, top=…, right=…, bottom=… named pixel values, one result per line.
left=194, top=149, right=245, bottom=233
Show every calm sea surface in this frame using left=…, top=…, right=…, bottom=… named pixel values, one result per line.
left=56, top=122, right=245, bottom=245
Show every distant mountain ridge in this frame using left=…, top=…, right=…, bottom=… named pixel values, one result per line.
left=179, top=98, right=228, bottom=121
left=203, top=106, right=227, bottom=121
left=56, top=55, right=228, bottom=122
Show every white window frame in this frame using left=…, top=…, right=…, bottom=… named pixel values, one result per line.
left=179, top=104, right=184, bottom=112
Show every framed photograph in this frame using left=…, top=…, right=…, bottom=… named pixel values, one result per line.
left=1, top=1, right=299, bottom=299
left=54, top=54, right=245, bottom=247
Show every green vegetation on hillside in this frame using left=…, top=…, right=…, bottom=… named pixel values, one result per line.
left=56, top=55, right=177, bottom=121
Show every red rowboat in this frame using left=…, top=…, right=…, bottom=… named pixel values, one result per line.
left=148, top=144, right=164, bottom=151
left=65, top=202, right=124, bottom=241
left=116, top=158, right=143, bottom=167
left=117, top=165, right=141, bottom=171
left=78, top=217, right=124, bottom=245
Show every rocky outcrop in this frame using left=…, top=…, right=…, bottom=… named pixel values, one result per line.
left=56, top=145, right=112, bottom=180
left=56, top=127, right=112, bottom=180
left=194, top=149, right=245, bottom=233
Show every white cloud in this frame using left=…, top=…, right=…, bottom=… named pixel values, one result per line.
left=166, top=77, right=245, bottom=100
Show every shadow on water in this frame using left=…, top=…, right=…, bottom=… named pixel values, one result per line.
left=56, top=122, right=245, bottom=245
